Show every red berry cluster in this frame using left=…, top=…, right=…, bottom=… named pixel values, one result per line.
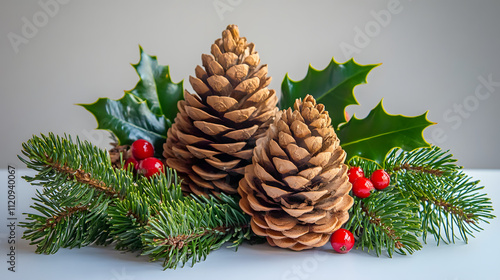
left=348, top=166, right=390, bottom=199
left=123, top=139, right=164, bottom=178
left=328, top=167, right=391, bottom=254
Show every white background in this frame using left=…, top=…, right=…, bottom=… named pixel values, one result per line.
left=1, top=0, right=500, bottom=168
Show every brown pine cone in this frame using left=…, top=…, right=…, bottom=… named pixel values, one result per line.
left=163, top=25, right=278, bottom=196
left=109, top=142, right=130, bottom=169
left=238, top=95, right=353, bottom=251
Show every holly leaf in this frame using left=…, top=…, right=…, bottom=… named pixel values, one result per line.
left=79, top=93, right=168, bottom=155
left=280, top=58, right=379, bottom=129
left=127, top=46, right=183, bottom=122
left=337, top=101, right=435, bottom=165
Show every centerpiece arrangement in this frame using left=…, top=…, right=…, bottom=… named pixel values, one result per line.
left=19, top=25, right=494, bottom=269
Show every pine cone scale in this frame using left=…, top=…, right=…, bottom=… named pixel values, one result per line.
left=186, top=145, right=220, bottom=158
left=206, top=95, right=238, bottom=112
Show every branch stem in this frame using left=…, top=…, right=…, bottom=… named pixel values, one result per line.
left=155, top=225, right=241, bottom=250
left=43, top=205, right=89, bottom=230
left=361, top=203, right=403, bottom=249
left=391, top=163, right=444, bottom=176
left=421, top=198, right=475, bottom=224
left=49, top=160, right=120, bottom=198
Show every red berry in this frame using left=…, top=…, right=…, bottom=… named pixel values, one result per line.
left=352, top=177, right=374, bottom=198
left=370, top=169, right=391, bottom=190
left=138, top=157, right=164, bottom=178
left=330, top=228, right=355, bottom=254
left=123, top=157, right=138, bottom=171
left=131, top=139, right=154, bottom=160
left=348, top=166, right=364, bottom=184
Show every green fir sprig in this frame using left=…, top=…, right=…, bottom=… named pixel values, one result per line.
left=142, top=192, right=251, bottom=269
left=346, top=146, right=495, bottom=256
left=19, top=133, right=125, bottom=253
left=344, top=190, right=422, bottom=257
left=18, top=133, right=252, bottom=269
left=18, top=133, right=495, bottom=265
left=385, top=146, right=495, bottom=244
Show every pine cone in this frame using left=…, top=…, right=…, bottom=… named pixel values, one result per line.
left=109, top=142, right=130, bottom=169
left=164, top=25, right=278, bottom=196
left=238, top=95, right=353, bottom=251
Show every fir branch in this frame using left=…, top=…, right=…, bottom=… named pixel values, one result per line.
left=344, top=190, right=422, bottom=257
left=152, top=226, right=236, bottom=249
left=107, top=171, right=183, bottom=252
left=432, top=200, right=475, bottom=224
left=19, top=133, right=254, bottom=269
left=349, top=146, right=495, bottom=249
left=399, top=170, right=494, bottom=244
left=386, top=147, right=495, bottom=244
left=50, top=161, right=119, bottom=198
left=21, top=191, right=112, bottom=254
left=141, top=193, right=252, bottom=269
left=385, top=146, right=457, bottom=176
left=19, top=133, right=135, bottom=253
left=19, top=133, right=132, bottom=204
left=43, top=205, right=89, bottom=230
left=107, top=193, right=149, bottom=252
left=360, top=204, right=403, bottom=249
left=391, top=163, right=444, bottom=176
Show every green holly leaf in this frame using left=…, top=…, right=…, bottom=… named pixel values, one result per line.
left=127, top=46, right=183, bottom=122
left=280, top=58, right=379, bottom=129
left=79, top=93, right=168, bottom=155
left=337, top=101, right=435, bottom=165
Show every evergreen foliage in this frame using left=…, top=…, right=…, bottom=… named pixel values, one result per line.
left=385, top=146, right=495, bottom=244
left=346, top=146, right=495, bottom=256
left=344, top=190, right=422, bottom=257
left=18, top=134, right=495, bottom=267
left=19, top=133, right=252, bottom=269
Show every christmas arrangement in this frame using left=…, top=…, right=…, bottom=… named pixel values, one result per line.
left=19, top=25, right=494, bottom=269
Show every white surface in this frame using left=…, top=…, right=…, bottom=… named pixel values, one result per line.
left=1, top=0, right=500, bottom=169
left=1, top=169, right=499, bottom=280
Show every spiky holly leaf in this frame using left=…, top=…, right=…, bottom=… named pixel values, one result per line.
left=79, top=93, right=168, bottom=156
left=280, top=58, right=379, bottom=129
left=337, top=101, right=435, bottom=165
left=127, top=46, right=184, bottom=123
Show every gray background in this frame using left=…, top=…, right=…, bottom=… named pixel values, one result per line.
left=1, top=0, right=499, bottom=168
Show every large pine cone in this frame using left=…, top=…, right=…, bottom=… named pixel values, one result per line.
left=164, top=25, right=278, bottom=196
left=238, top=95, right=353, bottom=251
